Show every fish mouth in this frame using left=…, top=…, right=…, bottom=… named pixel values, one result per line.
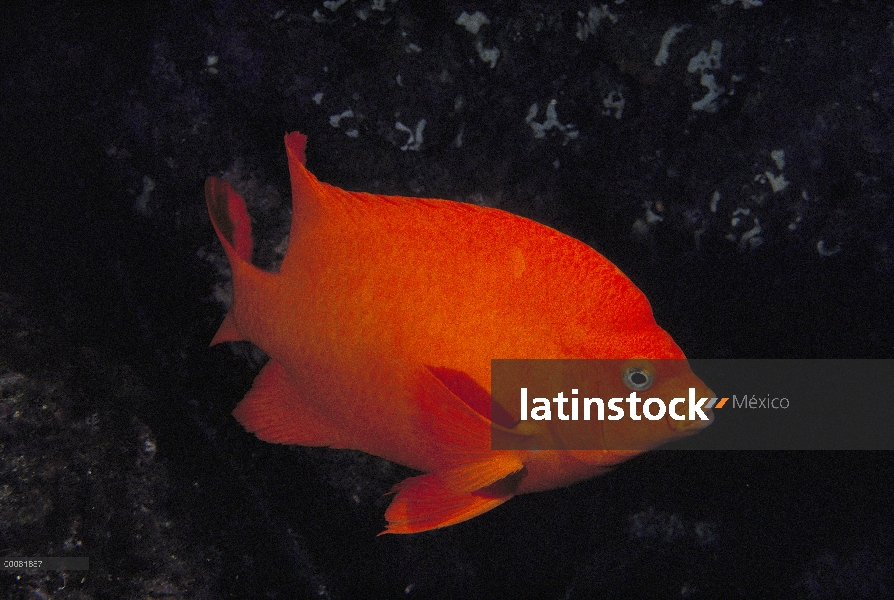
left=668, top=383, right=715, bottom=434
left=671, top=410, right=713, bottom=432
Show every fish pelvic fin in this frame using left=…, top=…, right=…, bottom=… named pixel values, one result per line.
left=434, top=454, right=525, bottom=493
left=380, top=466, right=526, bottom=535
left=379, top=366, right=529, bottom=533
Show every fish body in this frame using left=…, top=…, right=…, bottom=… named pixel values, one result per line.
left=206, top=132, right=712, bottom=534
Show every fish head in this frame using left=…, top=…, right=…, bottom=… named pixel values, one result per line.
left=596, top=358, right=714, bottom=452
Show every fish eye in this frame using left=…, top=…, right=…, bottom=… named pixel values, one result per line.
left=622, top=361, right=654, bottom=391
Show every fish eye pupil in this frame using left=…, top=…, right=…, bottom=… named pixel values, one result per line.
left=622, top=366, right=653, bottom=391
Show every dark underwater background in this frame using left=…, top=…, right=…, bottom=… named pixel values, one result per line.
left=1, top=1, right=892, bottom=598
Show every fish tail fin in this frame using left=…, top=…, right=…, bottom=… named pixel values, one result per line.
left=205, top=177, right=254, bottom=264
left=205, top=176, right=259, bottom=345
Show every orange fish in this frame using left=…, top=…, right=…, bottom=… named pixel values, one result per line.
left=206, top=132, right=713, bottom=534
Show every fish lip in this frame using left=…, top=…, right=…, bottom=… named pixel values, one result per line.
left=671, top=408, right=714, bottom=433
left=668, top=386, right=715, bottom=433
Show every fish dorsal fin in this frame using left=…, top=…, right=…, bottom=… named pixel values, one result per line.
left=281, top=131, right=378, bottom=277
left=284, top=131, right=328, bottom=222
left=285, top=131, right=307, bottom=166
left=232, top=360, right=346, bottom=447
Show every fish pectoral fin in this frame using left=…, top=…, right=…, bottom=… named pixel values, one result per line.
left=411, top=365, right=498, bottom=462
left=232, top=360, right=345, bottom=447
left=413, top=365, right=539, bottom=467
left=381, top=467, right=526, bottom=535
left=437, top=454, right=525, bottom=493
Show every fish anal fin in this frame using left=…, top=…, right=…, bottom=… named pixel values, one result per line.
left=381, top=468, right=524, bottom=535
left=232, top=360, right=343, bottom=446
